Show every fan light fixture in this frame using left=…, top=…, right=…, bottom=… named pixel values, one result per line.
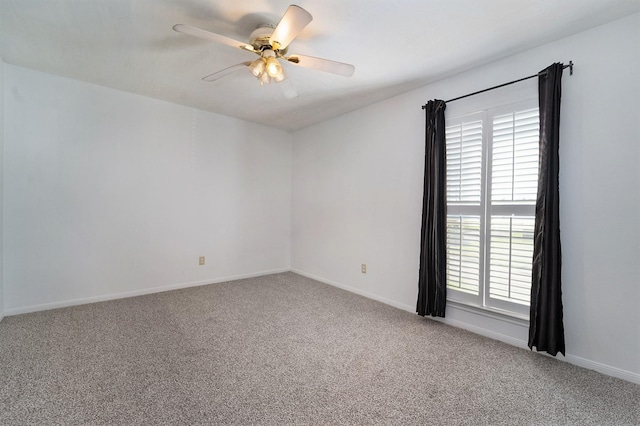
left=249, top=50, right=285, bottom=86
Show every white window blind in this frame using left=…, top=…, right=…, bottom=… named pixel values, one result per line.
left=445, top=113, right=484, bottom=306
left=491, top=108, right=540, bottom=203
left=446, top=121, right=483, bottom=204
left=445, top=102, right=539, bottom=317
left=446, top=215, right=480, bottom=295
left=489, top=216, right=535, bottom=305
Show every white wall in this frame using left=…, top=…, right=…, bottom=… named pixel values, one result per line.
left=4, top=65, right=292, bottom=313
left=0, top=58, right=4, bottom=322
left=292, top=13, right=640, bottom=383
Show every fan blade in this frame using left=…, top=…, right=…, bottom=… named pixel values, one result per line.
left=279, top=78, right=299, bottom=99
left=269, top=5, right=312, bottom=50
left=173, top=24, right=255, bottom=53
left=202, top=62, right=251, bottom=82
left=286, top=54, right=355, bottom=77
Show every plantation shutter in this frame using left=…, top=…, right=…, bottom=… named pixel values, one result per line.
left=491, top=108, right=540, bottom=203
left=446, top=120, right=483, bottom=204
left=445, top=116, right=483, bottom=299
left=487, top=107, right=539, bottom=311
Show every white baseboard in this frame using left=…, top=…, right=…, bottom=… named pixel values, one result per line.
left=4, top=267, right=291, bottom=317
left=290, top=268, right=416, bottom=313
left=289, top=268, right=640, bottom=385
left=435, top=315, right=640, bottom=384
left=563, top=353, right=640, bottom=385
left=431, top=315, right=530, bottom=350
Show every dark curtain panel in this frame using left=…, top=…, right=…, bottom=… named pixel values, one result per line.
left=529, top=63, right=565, bottom=356
left=417, top=100, right=447, bottom=317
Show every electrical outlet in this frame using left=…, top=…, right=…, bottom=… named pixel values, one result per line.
left=361, top=264, right=367, bottom=274
left=199, top=256, right=205, bottom=266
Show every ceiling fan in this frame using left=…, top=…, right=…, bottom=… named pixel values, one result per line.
left=173, top=4, right=355, bottom=98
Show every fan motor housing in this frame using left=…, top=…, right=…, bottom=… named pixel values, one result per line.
left=249, top=25, right=287, bottom=54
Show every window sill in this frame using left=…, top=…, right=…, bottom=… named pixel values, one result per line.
left=446, top=299, right=529, bottom=326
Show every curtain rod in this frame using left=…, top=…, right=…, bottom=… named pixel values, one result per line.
left=421, top=61, right=573, bottom=109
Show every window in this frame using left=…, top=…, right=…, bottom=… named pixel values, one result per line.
left=445, top=101, right=539, bottom=317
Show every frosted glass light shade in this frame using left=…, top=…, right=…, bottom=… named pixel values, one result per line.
left=272, top=70, right=285, bottom=83
left=249, top=58, right=266, bottom=77
left=265, top=57, right=283, bottom=78
left=260, top=71, right=271, bottom=85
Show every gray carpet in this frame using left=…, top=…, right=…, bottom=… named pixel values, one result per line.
left=0, top=272, right=638, bottom=425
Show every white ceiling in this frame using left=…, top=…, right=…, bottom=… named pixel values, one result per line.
left=1, top=0, right=639, bottom=131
